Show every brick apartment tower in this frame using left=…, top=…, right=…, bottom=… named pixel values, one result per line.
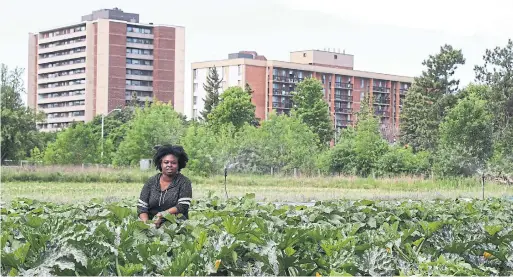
left=27, top=8, right=185, bottom=131
left=190, top=50, right=413, bottom=140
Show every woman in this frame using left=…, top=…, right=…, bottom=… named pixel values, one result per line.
left=137, top=144, right=192, bottom=227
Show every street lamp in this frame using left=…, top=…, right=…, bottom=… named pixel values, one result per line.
left=101, top=108, right=121, bottom=160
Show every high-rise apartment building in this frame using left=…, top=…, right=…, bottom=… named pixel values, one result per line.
left=190, top=50, right=413, bottom=132
left=28, top=8, right=185, bottom=131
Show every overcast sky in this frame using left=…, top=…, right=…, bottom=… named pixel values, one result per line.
left=1, top=0, right=512, bottom=104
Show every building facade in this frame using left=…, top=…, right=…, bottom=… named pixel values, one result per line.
left=28, top=8, right=185, bottom=131
left=190, top=50, right=413, bottom=132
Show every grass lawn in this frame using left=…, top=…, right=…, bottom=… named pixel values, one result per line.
left=2, top=175, right=512, bottom=204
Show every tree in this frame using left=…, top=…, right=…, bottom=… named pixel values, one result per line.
left=244, top=82, right=254, bottom=96
left=328, top=100, right=389, bottom=176
left=200, top=67, right=223, bottom=121
left=292, top=78, right=333, bottom=146
left=43, top=122, right=100, bottom=165
left=256, top=113, right=320, bottom=173
left=0, top=64, right=44, bottom=163
left=474, top=39, right=513, bottom=157
left=180, top=122, right=220, bottom=176
left=399, top=90, right=434, bottom=151
left=328, top=128, right=357, bottom=175
left=400, top=45, right=465, bottom=152
left=434, top=87, right=493, bottom=176
left=243, top=83, right=261, bottom=127
left=207, top=86, right=256, bottom=130
left=113, top=101, right=185, bottom=166
left=353, top=106, right=389, bottom=176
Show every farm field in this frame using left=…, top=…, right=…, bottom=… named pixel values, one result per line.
left=2, top=180, right=513, bottom=204
left=2, top=166, right=513, bottom=203
left=2, top=168, right=513, bottom=275
left=1, top=195, right=513, bottom=276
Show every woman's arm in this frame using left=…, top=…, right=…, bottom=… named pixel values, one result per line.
left=137, top=180, right=151, bottom=222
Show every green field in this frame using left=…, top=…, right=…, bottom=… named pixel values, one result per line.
left=2, top=166, right=513, bottom=203
left=2, top=196, right=513, bottom=276
left=2, top=167, right=513, bottom=276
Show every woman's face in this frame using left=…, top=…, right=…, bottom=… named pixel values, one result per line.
left=161, top=154, right=179, bottom=176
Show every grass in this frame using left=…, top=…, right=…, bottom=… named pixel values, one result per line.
left=2, top=179, right=512, bottom=204
left=2, top=166, right=512, bottom=204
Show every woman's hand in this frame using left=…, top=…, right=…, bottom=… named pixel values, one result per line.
left=154, top=210, right=170, bottom=228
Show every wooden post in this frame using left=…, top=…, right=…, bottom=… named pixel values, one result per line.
left=481, top=173, right=485, bottom=200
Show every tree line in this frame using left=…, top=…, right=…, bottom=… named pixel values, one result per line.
left=1, top=40, right=512, bottom=178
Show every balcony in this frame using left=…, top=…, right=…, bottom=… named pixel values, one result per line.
left=335, top=120, right=353, bottom=127
left=400, top=88, right=408, bottom=95
left=334, top=82, right=353, bottom=89
left=39, top=51, right=86, bottom=64
left=39, top=30, right=86, bottom=44
left=373, top=96, right=390, bottom=105
left=372, top=86, right=391, bottom=93
left=38, top=83, right=85, bottom=94
left=334, top=95, right=353, bottom=102
left=126, top=74, right=153, bottom=81
left=126, top=85, right=153, bottom=91
left=126, top=32, right=153, bottom=39
left=126, top=64, right=153, bottom=71
left=40, top=104, right=85, bottom=114
left=38, top=62, right=85, bottom=74
left=46, top=115, right=85, bottom=124
left=272, top=102, right=293, bottom=109
left=126, top=42, right=154, bottom=50
left=272, top=89, right=293, bottom=97
left=39, top=40, right=86, bottom=55
left=126, top=53, right=154, bottom=60
left=335, top=107, right=352, bottom=114
left=374, top=110, right=390, bottom=117
left=38, top=73, right=86, bottom=85
left=273, top=76, right=304, bottom=83
left=38, top=94, right=84, bottom=104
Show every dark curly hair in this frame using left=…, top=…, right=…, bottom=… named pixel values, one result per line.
left=153, top=144, right=188, bottom=172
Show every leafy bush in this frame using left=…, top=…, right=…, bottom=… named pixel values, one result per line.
left=2, top=196, right=512, bottom=276
left=377, top=146, right=431, bottom=176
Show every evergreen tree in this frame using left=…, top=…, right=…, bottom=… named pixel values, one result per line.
left=292, top=78, right=334, bottom=146
left=201, top=67, right=223, bottom=121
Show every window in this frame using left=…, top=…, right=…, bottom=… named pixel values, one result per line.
left=303, top=53, right=307, bottom=57
left=334, top=55, right=338, bottom=59
left=193, top=96, right=197, bottom=105
left=126, top=80, right=152, bottom=86
left=126, top=59, right=153, bottom=66
left=360, top=79, right=364, bottom=88
left=193, top=83, right=198, bottom=93
left=193, top=109, right=197, bottom=119
left=126, top=37, right=153, bottom=44
left=360, top=92, right=365, bottom=100
left=193, top=69, right=197, bottom=79
left=126, top=69, right=152, bottom=76
left=238, top=65, right=241, bottom=76
left=238, top=80, right=241, bottom=86
left=127, top=26, right=153, bottom=34
left=126, top=48, right=153, bottom=55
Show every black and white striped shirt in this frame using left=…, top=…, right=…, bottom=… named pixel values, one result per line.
left=137, top=172, right=192, bottom=219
